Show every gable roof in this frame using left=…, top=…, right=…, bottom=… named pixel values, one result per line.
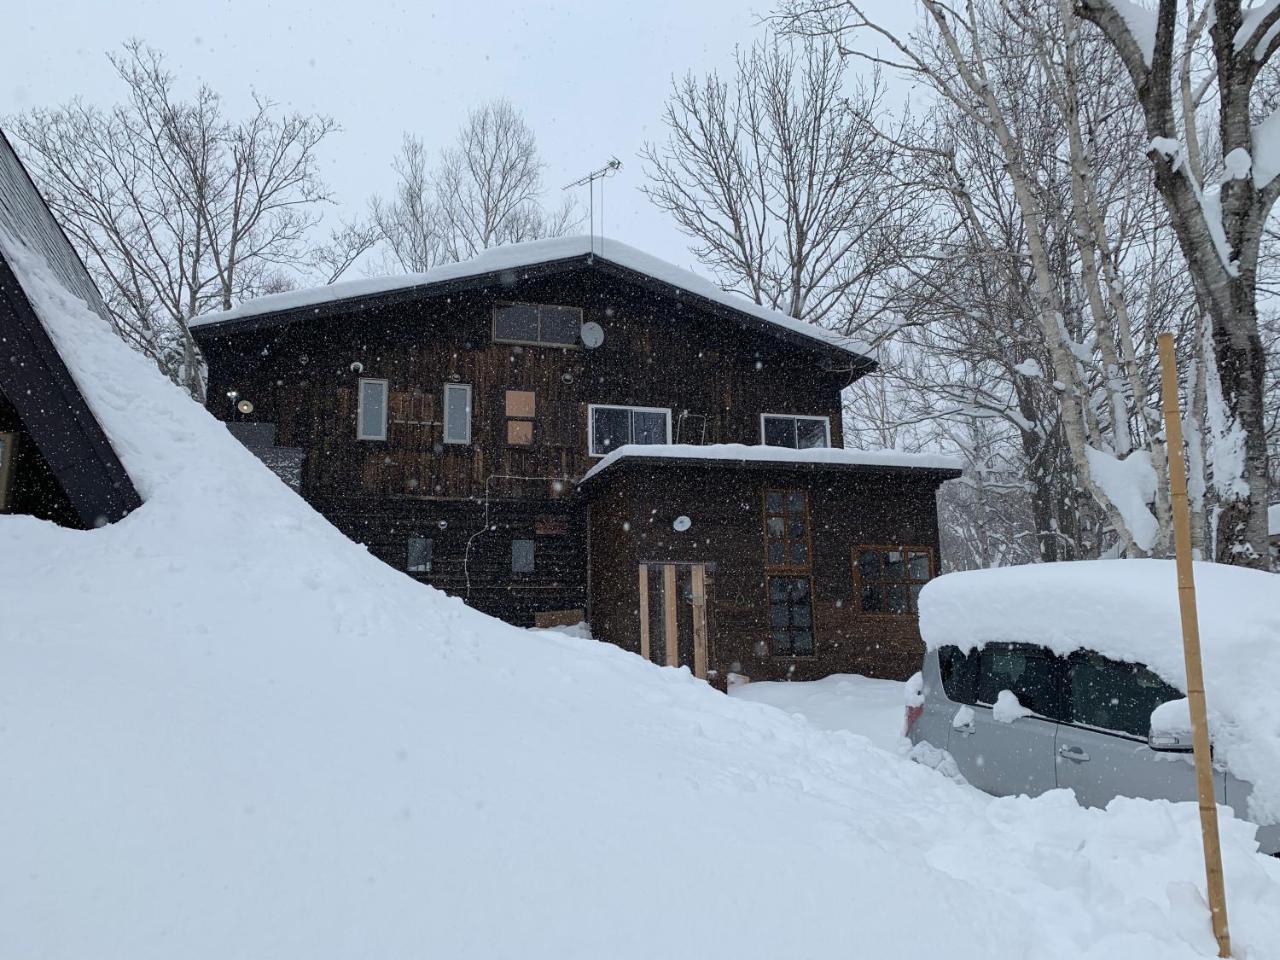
left=189, top=236, right=876, bottom=371
left=0, top=127, right=142, bottom=527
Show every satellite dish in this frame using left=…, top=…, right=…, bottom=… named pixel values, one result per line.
left=236, top=399, right=255, bottom=415
left=673, top=515, right=692, bottom=532
left=580, top=321, right=605, bottom=349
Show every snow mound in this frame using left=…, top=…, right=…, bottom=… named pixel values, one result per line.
left=919, top=560, right=1280, bottom=824
left=3, top=232, right=1280, bottom=958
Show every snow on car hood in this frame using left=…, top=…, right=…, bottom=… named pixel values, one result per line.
left=919, top=560, right=1280, bottom=824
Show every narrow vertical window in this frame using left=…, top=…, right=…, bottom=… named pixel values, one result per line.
left=406, top=536, right=433, bottom=573
left=512, top=539, right=535, bottom=574
left=768, top=576, right=814, bottom=656
left=506, top=389, right=535, bottom=446
left=764, top=489, right=811, bottom=569
left=443, top=383, right=472, bottom=445
left=357, top=379, right=388, bottom=441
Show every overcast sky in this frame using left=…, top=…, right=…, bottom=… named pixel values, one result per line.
left=4, top=0, right=913, bottom=277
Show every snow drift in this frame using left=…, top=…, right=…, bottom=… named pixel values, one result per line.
left=2, top=231, right=1280, bottom=959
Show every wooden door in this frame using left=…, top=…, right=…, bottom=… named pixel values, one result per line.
left=637, top=562, right=711, bottom=679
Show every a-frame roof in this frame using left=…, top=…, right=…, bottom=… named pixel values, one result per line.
left=0, top=128, right=141, bottom=527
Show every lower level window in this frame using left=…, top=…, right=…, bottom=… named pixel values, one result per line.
left=512, top=539, right=535, bottom=574
left=855, top=546, right=932, bottom=614
left=768, top=576, right=814, bottom=656
left=407, top=536, right=432, bottom=573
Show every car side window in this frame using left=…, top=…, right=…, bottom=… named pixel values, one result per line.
left=1066, top=651, right=1183, bottom=739
left=938, top=645, right=979, bottom=705
left=976, top=643, right=1065, bottom=720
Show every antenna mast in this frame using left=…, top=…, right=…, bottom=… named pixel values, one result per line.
left=563, top=157, right=621, bottom=255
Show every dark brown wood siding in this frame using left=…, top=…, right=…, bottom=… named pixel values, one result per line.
left=0, top=391, right=81, bottom=527
left=199, top=270, right=850, bottom=505
left=585, top=463, right=949, bottom=683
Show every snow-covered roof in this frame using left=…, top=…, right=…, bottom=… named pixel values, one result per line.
left=579, top=443, right=962, bottom=484
left=189, top=235, right=874, bottom=361
left=919, top=559, right=1280, bottom=824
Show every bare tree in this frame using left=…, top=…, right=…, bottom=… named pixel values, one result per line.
left=8, top=41, right=342, bottom=400
left=371, top=100, right=577, bottom=272
left=774, top=0, right=1206, bottom=559
left=1072, top=0, right=1273, bottom=566
left=642, top=39, right=925, bottom=340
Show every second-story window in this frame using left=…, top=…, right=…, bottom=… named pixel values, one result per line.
left=443, top=383, right=472, bottom=445
left=493, top=303, right=582, bottom=347
left=357, top=378, right=389, bottom=441
left=588, top=405, right=671, bottom=457
left=506, top=390, right=535, bottom=446
left=760, top=414, right=830, bottom=449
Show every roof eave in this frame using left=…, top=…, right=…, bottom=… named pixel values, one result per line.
left=576, top=455, right=962, bottom=490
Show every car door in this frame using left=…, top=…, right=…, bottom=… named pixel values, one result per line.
left=947, top=643, right=1064, bottom=798
left=1055, top=651, right=1226, bottom=808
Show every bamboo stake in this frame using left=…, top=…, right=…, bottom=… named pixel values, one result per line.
left=1157, top=332, right=1231, bottom=958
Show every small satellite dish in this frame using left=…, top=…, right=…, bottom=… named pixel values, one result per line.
left=673, top=515, right=692, bottom=532
left=236, top=399, right=255, bottom=415
left=580, top=321, right=605, bottom=349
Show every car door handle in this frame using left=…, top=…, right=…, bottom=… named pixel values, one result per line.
left=954, top=721, right=975, bottom=736
left=1058, top=744, right=1090, bottom=763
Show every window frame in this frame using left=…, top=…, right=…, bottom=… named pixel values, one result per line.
left=505, top=389, right=536, bottom=447
left=406, top=535, right=433, bottom=574
left=762, top=488, right=813, bottom=572
left=766, top=574, right=817, bottom=658
left=1062, top=650, right=1183, bottom=742
left=851, top=544, right=934, bottom=617
left=759, top=413, right=831, bottom=449
left=974, top=642, right=1068, bottom=722
left=356, top=378, right=389, bottom=441
left=0, top=431, right=16, bottom=511
left=492, top=302, right=583, bottom=348
left=442, top=382, right=473, bottom=446
left=586, top=404, right=673, bottom=458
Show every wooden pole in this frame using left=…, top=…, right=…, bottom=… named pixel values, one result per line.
left=1157, top=332, right=1231, bottom=958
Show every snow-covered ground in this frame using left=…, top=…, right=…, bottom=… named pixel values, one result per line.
left=3, top=228, right=1280, bottom=959
left=729, top=674, right=907, bottom=751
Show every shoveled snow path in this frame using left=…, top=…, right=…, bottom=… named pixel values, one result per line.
left=1, top=225, right=1279, bottom=959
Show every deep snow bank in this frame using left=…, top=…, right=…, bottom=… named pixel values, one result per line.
left=2, top=234, right=1279, bottom=959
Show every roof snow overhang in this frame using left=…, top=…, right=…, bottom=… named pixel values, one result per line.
left=576, top=444, right=963, bottom=489
left=0, top=128, right=142, bottom=527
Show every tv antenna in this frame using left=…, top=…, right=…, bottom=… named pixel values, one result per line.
left=563, top=157, right=621, bottom=255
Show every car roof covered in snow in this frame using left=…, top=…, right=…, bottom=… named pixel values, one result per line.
left=188, top=235, right=875, bottom=366
left=577, top=443, right=963, bottom=485
left=919, top=559, right=1280, bottom=823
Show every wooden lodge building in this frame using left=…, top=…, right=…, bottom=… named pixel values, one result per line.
left=192, top=237, right=960, bottom=684
left=0, top=129, right=141, bottom=532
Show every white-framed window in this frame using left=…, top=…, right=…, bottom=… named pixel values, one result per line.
left=493, top=302, right=582, bottom=347
left=407, top=536, right=433, bottom=573
left=760, top=414, right=830, bottom=450
left=357, top=378, right=389, bottom=441
left=588, top=404, right=672, bottom=457
left=443, top=383, right=472, bottom=445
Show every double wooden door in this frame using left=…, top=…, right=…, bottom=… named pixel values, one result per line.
left=637, top=562, right=712, bottom=679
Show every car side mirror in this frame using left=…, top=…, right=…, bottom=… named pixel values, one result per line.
left=1148, top=698, right=1194, bottom=753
